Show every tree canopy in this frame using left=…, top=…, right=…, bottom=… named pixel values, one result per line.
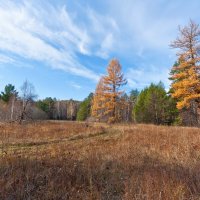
left=134, top=82, right=178, bottom=125
left=77, top=93, right=93, bottom=121
left=92, top=59, right=127, bottom=123
left=0, top=84, right=18, bottom=102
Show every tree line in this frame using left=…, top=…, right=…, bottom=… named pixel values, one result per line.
left=0, top=20, right=199, bottom=126
left=0, top=81, right=80, bottom=123
left=0, top=81, right=39, bottom=123
left=77, top=63, right=179, bottom=125
left=78, top=20, right=200, bottom=126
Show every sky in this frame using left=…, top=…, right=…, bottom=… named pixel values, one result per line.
left=0, top=0, right=200, bottom=100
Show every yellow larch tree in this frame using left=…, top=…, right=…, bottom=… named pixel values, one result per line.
left=92, top=59, right=127, bottom=123
left=170, top=20, right=200, bottom=125
left=103, top=59, right=127, bottom=123
left=91, top=77, right=105, bottom=121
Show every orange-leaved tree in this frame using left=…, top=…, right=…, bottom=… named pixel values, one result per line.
left=170, top=20, right=200, bottom=125
left=91, top=77, right=105, bottom=121
left=92, top=59, right=127, bottom=123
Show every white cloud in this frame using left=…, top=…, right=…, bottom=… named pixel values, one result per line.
left=86, top=8, right=118, bottom=58
left=126, top=65, right=171, bottom=89
left=105, top=0, right=200, bottom=57
left=70, top=82, right=82, bottom=89
left=0, top=54, right=14, bottom=64
left=96, top=33, right=114, bottom=59
left=0, top=0, right=199, bottom=91
left=0, top=1, right=119, bottom=81
left=127, top=78, right=137, bottom=88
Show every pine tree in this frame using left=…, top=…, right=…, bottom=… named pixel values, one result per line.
left=77, top=93, right=93, bottom=121
left=130, top=89, right=139, bottom=102
left=91, top=59, right=127, bottom=123
left=0, top=84, right=18, bottom=102
left=36, top=97, right=55, bottom=118
left=170, top=20, right=200, bottom=125
left=134, top=82, right=178, bottom=125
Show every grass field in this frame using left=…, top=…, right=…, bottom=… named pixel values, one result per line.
left=0, top=121, right=200, bottom=199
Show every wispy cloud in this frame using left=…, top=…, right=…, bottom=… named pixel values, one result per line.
left=126, top=65, right=171, bottom=90
left=0, top=54, right=14, bottom=64
left=0, top=0, right=200, bottom=99
left=70, top=82, right=82, bottom=89
left=106, top=0, right=200, bottom=58
left=0, top=0, right=118, bottom=81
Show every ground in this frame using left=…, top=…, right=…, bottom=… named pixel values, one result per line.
left=0, top=121, right=200, bottom=199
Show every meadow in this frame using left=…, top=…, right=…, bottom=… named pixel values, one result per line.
left=0, top=121, right=200, bottom=199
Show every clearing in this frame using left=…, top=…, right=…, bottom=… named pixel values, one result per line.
left=0, top=121, right=200, bottom=199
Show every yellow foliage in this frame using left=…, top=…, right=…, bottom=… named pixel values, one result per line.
left=170, top=20, right=200, bottom=110
left=91, top=59, right=127, bottom=123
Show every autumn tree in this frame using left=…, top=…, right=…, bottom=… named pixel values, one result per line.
left=92, top=59, right=127, bottom=123
left=91, top=77, right=105, bottom=121
left=170, top=20, right=200, bottom=126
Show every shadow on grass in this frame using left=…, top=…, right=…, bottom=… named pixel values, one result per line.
left=1, top=152, right=200, bottom=199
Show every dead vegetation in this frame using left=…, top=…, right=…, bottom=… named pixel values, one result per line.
left=0, top=121, right=200, bottom=199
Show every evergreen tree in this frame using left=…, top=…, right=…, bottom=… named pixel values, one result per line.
left=129, top=89, right=139, bottom=102
left=0, top=84, right=18, bottom=102
left=77, top=93, right=93, bottom=121
left=36, top=97, right=55, bottom=118
left=129, top=89, right=139, bottom=121
left=134, top=82, right=178, bottom=125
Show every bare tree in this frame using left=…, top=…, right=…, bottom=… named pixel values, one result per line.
left=8, top=94, right=18, bottom=121
left=18, top=80, right=37, bottom=124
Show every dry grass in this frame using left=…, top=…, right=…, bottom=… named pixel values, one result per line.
left=0, top=121, right=200, bottom=199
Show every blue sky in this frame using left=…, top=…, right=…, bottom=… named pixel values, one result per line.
left=0, top=0, right=199, bottom=100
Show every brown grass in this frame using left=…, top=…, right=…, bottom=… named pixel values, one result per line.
left=0, top=121, right=200, bottom=199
